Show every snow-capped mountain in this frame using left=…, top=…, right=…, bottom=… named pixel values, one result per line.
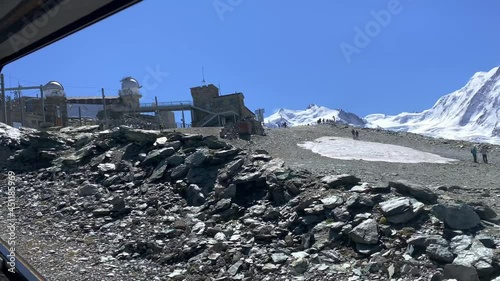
left=264, top=104, right=366, bottom=128
left=365, top=66, right=500, bottom=144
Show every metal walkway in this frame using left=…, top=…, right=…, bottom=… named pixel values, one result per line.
left=108, top=100, right=240, bottom=127
left=109, top=100, right=205, bottom=113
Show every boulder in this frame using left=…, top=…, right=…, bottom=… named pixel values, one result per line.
left=426, top=244, right=454, bottom=263
left=78, top=184, right=98, bottom=197
left=115, top=126, right=159, bottom=144
left=320, top=195, right=344, bottom=209
left=321, top=174, right=361, bottom=188
left=379, top=197, right=424, bottom=224
left=450, top=235, right=473, bottom=254
left=453, top=240, right=494, bottom=277
left=432, top=204, right=481, bottom=230
left=443, top=264, right=479, bottom=281
left=143, top=147, right=176, bottom=166
left=389, top=180, right=438, bottom=204
left=349, top=219, right=378, bottom=245
left=185, top=149, right=209, bottom=167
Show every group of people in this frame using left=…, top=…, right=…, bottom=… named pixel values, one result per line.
left=278, top=121, right=287, bottom=128
left=351, top=129, right=360, bottom=140
left=471, top=144, right=489, bottom=163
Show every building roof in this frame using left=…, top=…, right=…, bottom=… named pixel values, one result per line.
left=245, top=106, right=256, bottom=116
left=214, top=92, right=244, bottom=99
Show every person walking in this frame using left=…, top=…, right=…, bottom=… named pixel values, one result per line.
left=471, top=145, right=478, bottom=163
left=480, top=145, right=488, bottom=163
left=351, top=129, right=355, bottom=139
left=355, top=130, right=359, bottom=140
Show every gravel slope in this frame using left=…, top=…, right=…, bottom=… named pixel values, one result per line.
left=228, top=125, right=500, bottom=214
left=2, top=124, right=500, bottom=280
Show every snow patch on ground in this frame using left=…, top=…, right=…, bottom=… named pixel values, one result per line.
left=298, top=137, right=458, bottom=164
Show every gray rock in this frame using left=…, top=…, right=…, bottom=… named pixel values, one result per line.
left=227, top=260, right=243, bottom=276
left=97, top=163, right=116, bottom=172
left=78, top=184, right=98, bottom=197
left=143, top=147, right=176, bottom=166
left=186, top=184, right=205, bottom=206
left=312, top=221, right=344, bottom=249
left=320, top=195, right=344, bottom=208
left=379, top=197, right=424, bottom=224
left=111, top=197, right=126, bottom=212
left=170, top=164, right=189, bottom=180
left=476, top=235, right=495, bottom=248
left=432, top=204, right=481, bottom=230
left=202, top=135, right=228, bottom=149
left=291, top=257, right=309, bottom=274
left=93, top=208, right=111, bottom=217
left=116, top=126, right=159, bottom=144
left=443, top=264, right=479, bottom=281
left=185, top=149, right=209, bottom=167
left=468, top=202, right=500, bottom=222
left=321, top=174, right=360, bottom=188
left=350, top=183, right=371, bottom=193
left=389, top=180, right=438, bottom=204
left=262, top=263, right=279, bottom=272
left=164, top=140, right=182, bottom=150
left=453, top=240, right=494, bottom=277
left=426, top=244, right=454, bottom=263
left=218, top=159, right=244, bottom=182
left=450, top=235, right=473, bottom=254
left=153, top=136, right=168, bottom=147
left=149, top=159, right=168, bottom=181
left=213, top=148, right=240, bottom=158
left=408, top=235, right=449, bottom=248
left=349, top=219, right=378, bottom=245
left=271, top=253, right=288, bottom=264
left=166, top=155, right=185, bottom=167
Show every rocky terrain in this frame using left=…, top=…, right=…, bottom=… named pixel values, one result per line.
left=1, top=123, right=500, bottom=281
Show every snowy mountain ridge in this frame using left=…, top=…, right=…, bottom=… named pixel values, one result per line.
left=264, top=66, right=500, bottom=144
left=366, top=66, right=500, bottom=144
left=264, top=104, right=366, bottom=128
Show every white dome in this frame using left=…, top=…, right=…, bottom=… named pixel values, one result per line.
left=121, top=77, right=140, bottom=90
left=119, top=77, right=141, bottom=96
left=43, top=81, right=65, bottom=97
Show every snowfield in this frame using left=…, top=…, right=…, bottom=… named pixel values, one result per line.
left=298, top=136, right=458, bottom=164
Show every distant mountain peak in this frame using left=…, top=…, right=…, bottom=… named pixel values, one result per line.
left=264, top=104, right=366, bottom=128
left=366, top=66, right=500, bottom=144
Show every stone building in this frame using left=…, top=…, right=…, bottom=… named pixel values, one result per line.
left=190, top=84, right=255, bottom=127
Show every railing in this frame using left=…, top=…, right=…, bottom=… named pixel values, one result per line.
left=138, top=101, right=192, bottom=108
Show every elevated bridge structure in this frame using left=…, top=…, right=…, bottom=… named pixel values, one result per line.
left=108, top=100, right=240, bottom=127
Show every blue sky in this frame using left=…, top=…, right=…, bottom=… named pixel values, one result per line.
left=3, top=0, right=500, bottom=120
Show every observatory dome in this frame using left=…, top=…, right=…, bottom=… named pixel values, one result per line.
left=119, top=77, right=141, bottom=96
left=43, top=81, right=65, bottom=97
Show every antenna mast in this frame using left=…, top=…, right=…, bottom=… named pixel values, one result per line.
left=202, top=66, right=206, bottom=85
